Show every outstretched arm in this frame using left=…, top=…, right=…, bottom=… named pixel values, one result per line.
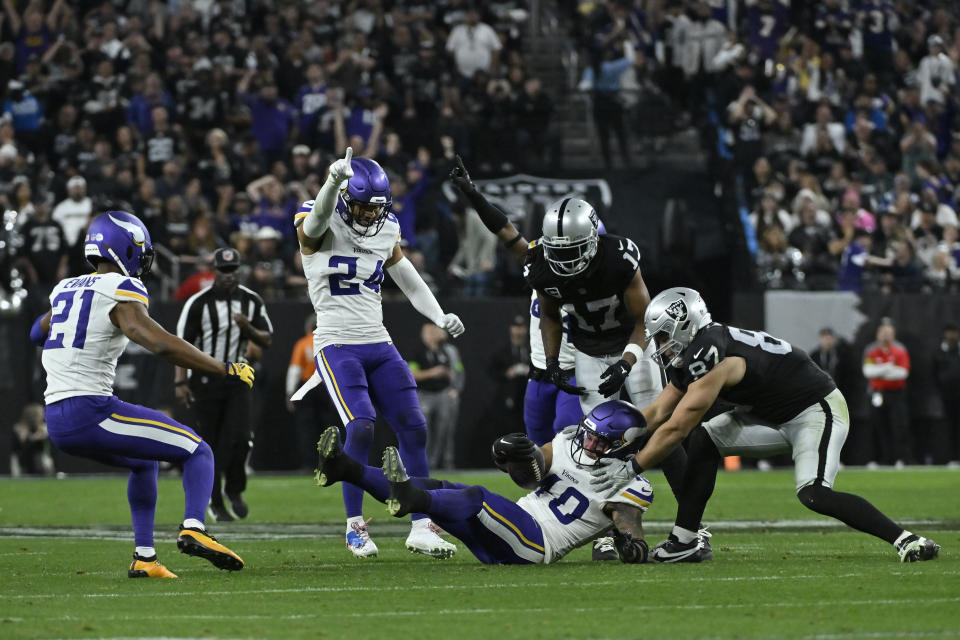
left=299, top=147, right=354, bottom=246
left=449, top=156, right=529, bottom=262
left=385, top=244, right=464, bottom=337
left=110, top=301, right=251, bottom=384
left=603, top=504, right=648, bottom=563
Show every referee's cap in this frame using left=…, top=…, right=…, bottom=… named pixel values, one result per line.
left=213, top=247, right=240, bottom=271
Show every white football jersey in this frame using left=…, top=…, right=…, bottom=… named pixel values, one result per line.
left=302, top=208, right=401, bottom=351
left=42, top=272, right=150, bottom=403
left=528, top=291, right=577, bottom=370
left=516, top=430, right=654, bottom=564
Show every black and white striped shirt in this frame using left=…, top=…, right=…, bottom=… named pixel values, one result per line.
left=176, top=284, right=274, bottom=364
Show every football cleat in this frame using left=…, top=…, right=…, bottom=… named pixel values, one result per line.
left=226, top=493, right=249, bottom=519
left=897, top=535, right=940, bottom=563
left=315, top=426, right=357, bottom=487
left=177, top=525, right=244, bottom=571
left=650, top=530, right=714, bottom=563
left=207, top=503, right=234, bottom=523
left=346, top=518, right=379, bottom=558
left=128, top=554, right=177, bottom=578
left=592, top=536, right=619, bottom=561
left=383, top=446, right=417, bottom=518
left=406, top=521, right=457, bottom=559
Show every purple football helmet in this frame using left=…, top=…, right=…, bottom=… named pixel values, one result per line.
left=84, top=211, right=155, bottom=277
left=570, top=400, right=647, bottom=467
left=338, top=157, right=392, bottom=236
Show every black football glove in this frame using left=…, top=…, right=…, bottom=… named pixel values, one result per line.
left=612, top=529, right=649, bottom=564
left=546, top=358, right=586, bottom=396
left=449, top=155, right=476, bottom=195
left=491, top=432, right=536, bottom=467
left=598, top=359, right=632, bottom=398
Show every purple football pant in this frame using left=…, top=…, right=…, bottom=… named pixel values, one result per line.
left=315, top=342, right=429, bottom=521
left=346, top=463, right=546, bottom=565
left=45, top=395, right=214, bottom=548
left=524, top=376, right=583, bottom=446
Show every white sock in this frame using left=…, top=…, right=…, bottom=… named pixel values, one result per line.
left=346, top=516, right=365, bottom=532
left=894, top=531, right=913, bottom=548
left=672, top=526, right=698, bottom=544
left=183, top=518, right=205, bottom=531
left=135, top=546, right=156, bottom=559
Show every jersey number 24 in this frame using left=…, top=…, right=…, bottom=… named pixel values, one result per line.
left=328, top=256, right=385, bottom=295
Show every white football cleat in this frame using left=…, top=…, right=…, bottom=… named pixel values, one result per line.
left=345, top=518, right=378, bottom=558
left=406, top=520, right=456, bottom=559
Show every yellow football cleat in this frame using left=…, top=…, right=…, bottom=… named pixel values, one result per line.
left=177, top=526, right=244, bottom=571
left=128, top=555, right=178, bottom=578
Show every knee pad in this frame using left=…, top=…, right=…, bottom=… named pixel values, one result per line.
left=397, top=424, right=427, bottom=450
left=395, top=406, right=427, bottom=432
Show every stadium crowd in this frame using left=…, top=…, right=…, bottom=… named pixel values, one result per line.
left=0, top=0, right=548, bottom=301
left=571, top=0, right=960, bottom=293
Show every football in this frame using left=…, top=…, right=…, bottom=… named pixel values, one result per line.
left=504, top=448, right=546, bottom=490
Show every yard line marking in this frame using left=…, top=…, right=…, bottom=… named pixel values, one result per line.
left=0, top=551, right=49, bottom=556
left=12, top=598, right=960, bottom=623
left=3, top=573, right=957, bottom=600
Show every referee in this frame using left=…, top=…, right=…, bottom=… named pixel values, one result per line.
left=175, top=247, right=273, bottom=521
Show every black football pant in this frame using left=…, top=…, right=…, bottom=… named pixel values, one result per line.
left=191, top=381, right=252, bottom=506
left=870, top=389, right=911, bottom=464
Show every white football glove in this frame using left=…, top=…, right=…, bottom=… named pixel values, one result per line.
left=439, top=313, right=465, bottom=338
left=589, top=457, right=638, bottom=496
left=328, top=146, right=354, bottom=188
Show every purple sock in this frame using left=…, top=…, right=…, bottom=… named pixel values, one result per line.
left=128, top=461, right=159, bottom=548
left=182, top=441, right=215, bottom=523
left=342, top=419, right=375, bottom=518
left=395, top=426, right=430, bottom=521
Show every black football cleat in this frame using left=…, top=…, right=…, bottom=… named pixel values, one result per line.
left=383, top=446, right=422, bottom=518
left=897, top=535, right=940, bottom=563
left=207, top=503, right=234, bottom=523
left=650, top=530, right=713, bottom=563
left=315, top=426, right=360, bottom=487
left=226, top=493, right=248, bottom=519
left=592, top=535, right=619, bottom=561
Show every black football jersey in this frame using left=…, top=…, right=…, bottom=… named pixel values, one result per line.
left=666, top=323, right=837, bottom=423
left=524, top=234, right=641, bottom=357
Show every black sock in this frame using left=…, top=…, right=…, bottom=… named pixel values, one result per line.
left=659, top=443, right=688, bottom=501
left=797, top=483, right=903, bottom=544
left=675, top=426, right=721, bottom=532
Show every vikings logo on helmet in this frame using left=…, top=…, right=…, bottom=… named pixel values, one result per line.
left=108, top=213, right=146, bottom=246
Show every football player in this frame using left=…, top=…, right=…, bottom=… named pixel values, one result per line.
left=591, top=287, right=941, bottom=563
left=295, top=147, right=463, bottom=558
left=315, top=400, right=654, bottom=565
left=450, top=158, right=692, bottom=558
left=30, top=211, right=249, bottom=578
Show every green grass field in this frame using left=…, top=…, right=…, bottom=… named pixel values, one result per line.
left=1, top=468, right=958, bottom=639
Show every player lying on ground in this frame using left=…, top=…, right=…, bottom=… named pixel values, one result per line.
left=294, top=147, right=463, bottom=558
left=30, top=211, right=250, bottom=578
left=590, top=287, right=941, bottom=563
left=314, top=400, right=653, bottom=564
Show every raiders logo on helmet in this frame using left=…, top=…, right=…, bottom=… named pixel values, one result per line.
left=665, top=299, right=688, bottom=321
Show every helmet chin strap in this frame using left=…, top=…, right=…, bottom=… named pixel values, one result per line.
left=106, top=248, right=130, bottom=276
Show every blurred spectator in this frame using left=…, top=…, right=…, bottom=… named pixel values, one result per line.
left=446, top=10, right=502, bottom=81
left=837, top=229, right=883, bottom=292
left=755, top=225, right=801, bottom=289
left=810, top=328, right=857, bottom=399
left=51, top=174, right=91, bottom=273
left=10, top=403, right=54, bottom=477
left=3, top=79, right=42, bottom=145
left=515, top=77, right=557, bottom=172
left=750, top=189, right=793, bottom=235
left=448, top=205, right=497, bottom=297
left=286, top=316, right=337, bottom=472
left=487, top=315, right=530, bottom=435
left=863, top=319, right=911, bottom=467
left=237, top=71, right=296, bottom=166
left=581, top=38, right=636, bottom=168
left=917, top=35, right=955, bottom=106
left=788, top=202, right=837, bottom=289
left=728, top=86, right=776, bottom=178
left=248, top=226, right=294, bottom=299
left=409, top=322, right=464, bottom=470
left=17, top=199, right=65, bottom=292
left=933, top=323, right=960, bottom=465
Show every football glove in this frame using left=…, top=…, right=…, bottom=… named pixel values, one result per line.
left=439, top=312, right=465, bottom=338
left=546, top=358, right=585, bottom=396
left=328, top=146, right=354, bottom=189
left=491, top=432, right=536, bottom=466
left=589, top=457, right=638, bottom=495
left=612, top=529, right=649, bottom=564
left=598, top=359, right=631, bottom=398
left=449, top=155, right=476, bottom=194
left=225, top=362, right=256, bottom=388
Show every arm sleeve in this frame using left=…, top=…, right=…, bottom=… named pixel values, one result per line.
left=303, top=178, right=341, bottom=238
left=386, top=257, right=444, bottom=325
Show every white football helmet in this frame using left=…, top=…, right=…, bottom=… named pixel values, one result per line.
left=644, top=287, right=712, bottom=368
left=541, top=197, right=600, bottom=276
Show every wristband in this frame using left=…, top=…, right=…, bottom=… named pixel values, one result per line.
left=631, top=458, right=644, bottom=475
left=622, top=343, right=644, bottom=362
left=503, top=234, right=523, bottom=248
